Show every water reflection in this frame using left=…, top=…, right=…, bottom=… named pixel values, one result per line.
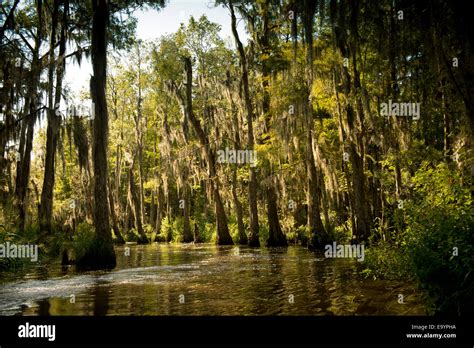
left=0, top=244, right=427, bottom=315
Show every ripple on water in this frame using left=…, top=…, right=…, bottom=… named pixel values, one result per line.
left=0, top=244, right=427, bottom=315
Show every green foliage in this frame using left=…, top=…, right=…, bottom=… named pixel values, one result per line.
left=362, top=163, right=474, bottom=314
left=194, top=219, right=215, bottom=243
left=0, top=228, right=25, bottom=270
left=72, top=223, right=96, bottom=261
left=361, top=229, right=413, bottom=280
left=330, top=220, right=352, bottom=244
left=18, top=225, right=40, bottom=244
left=157, top=216, right=174, bottom=243
left=404, top=163, right=474, bottom=314
left=171, top=217, right=184, bottom=243
left=228, top=219, right=240, bottom=242
left=0, top=256, right=24, bottom=270
left=124, top=228, right=141, bottom=243
left=258, top=219, right=269, bottom=245
left=42, top=226, right=71, bottom=257
left=280, top=215, right=296, bottom=243
left=295, top=225, right=309, bottom=246
left=143, top=224, right=156, bottom=243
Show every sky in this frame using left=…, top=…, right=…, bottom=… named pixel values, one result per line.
left=64, top=0, right=248, bottom=96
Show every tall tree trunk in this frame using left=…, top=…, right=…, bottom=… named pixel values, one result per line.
left=128, top=163, right=147, bottom=243
left=108, top=178, right=124, bottom=244
left=182, top=181, right=193, bottom=243
left=114, top=143, right=123, bottom=228
left=152, top=138, right=162, bottom=237
left=229, top=2, right=259, bottom=246
left=232, top=168, right=247, bottom=244
left=15, top=0, right=43, bottom=233
left=150, top=192, right=156, bottom=226
left=261, top=68, right=287, bottom=247
left=302, top=0, right=328, bottom=249
left=40, top=0, right=68, bottom=234
left=307, top=121, right=328, bottom=248
left=182, top=57, right=233, bottom=245
left=0, top=61, right=14, bottom=207
left=265, top=183, right=287, bottom=246
left=251, top=1, right=287, bottom=247
left=225, top=69, right=247, bottom=245
left=332, top=0, right=371, bottom=242
left=77, top=0, right=115, bottom=269
left=135, top=46, right=146, bottom=225
left=155, top=182, right=163, bottom=237
left=133, top=113, right=145, bottom=236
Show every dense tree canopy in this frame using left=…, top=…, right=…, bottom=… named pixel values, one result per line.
left=0, top=0, right=472, bottom=314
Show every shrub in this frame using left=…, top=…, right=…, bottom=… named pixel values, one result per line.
left=0, top=228, right=24, bottom=270
left=362, top=162, right=474, bottom=314
left=0, top=226, right=34, bottom=270
left=330, top=219, right=352, bottom=244
left=124, top=228, right=141, bottom=242
left=228, top=220, right=239, bottom=243
left=403, top=163, right=474, bottom=314
left=201, top=222, right=215, bottom=243
left=72, top=222, right=96, bottom=261
left=143, top=224, right=156, bottom=242
left=171, top=217, right=184, bottom=243
left=158, top=216, right=174, bottom=243
left=296, top=225, right=309, bottom=246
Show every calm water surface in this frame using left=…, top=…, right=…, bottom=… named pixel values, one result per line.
left=0, top=244, right=427, bottom=315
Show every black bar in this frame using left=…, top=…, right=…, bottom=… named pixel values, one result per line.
left=0, top=316, right=472, bottom=346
